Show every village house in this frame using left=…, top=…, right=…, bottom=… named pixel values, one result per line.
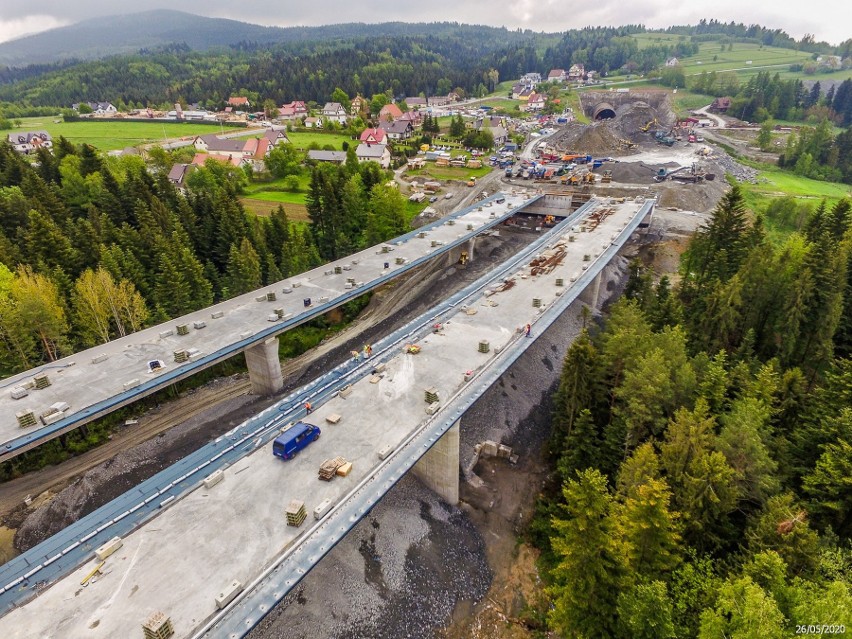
left=192, top=133, right=261, bottom=159
left=350, top=95, right=368, bottom=116
left=359, top=128, right=387, bottom=145
left=379, top=119, right=414, bottom=141
left=321, top=102, right=348, bottom=124
left=191, top=152, right=250, bottom=168
left=710, top=97, right=732, bottom=112
left=378, top=103, right=403, bottom=122
left=167, top=163, right=193, bottom=190
left=6, top=130, right=52, bottom=154
left=548, top=69, right=567, bottom=83
left=278, top=101, right=308, bottom=121
left=398, top=110, right=422, bottom=127
left=355, top=143, right=391, bottom=169
left=72, top=101, right=117, bottom=115
left=227, top=96, right=250, bottom=109
left=525, top=93, right=547, bottom=111
left=307, top=150, right=347, bottom=164
left=484, top=125, right=508, bottom=146
left=303, top=116, right=320, bottom=128
left=428, top=93, right=458, bottom=107
left=568, top=64, right=585, bottom=81
left=520, top=72, right=542, bottom=85
left=405, top=97, right=428, bottom=109
left=665, top=57, right=679, bottom=67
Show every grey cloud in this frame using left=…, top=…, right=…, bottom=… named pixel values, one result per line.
left=1, top=0, right=848, bottom=44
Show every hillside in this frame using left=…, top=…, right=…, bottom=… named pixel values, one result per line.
left=0, top=11, right=536, bottom=68
left=0, top=10, right=291, bottom=67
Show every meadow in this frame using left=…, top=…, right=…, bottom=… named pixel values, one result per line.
left=12, top=116, right=244, bottom=151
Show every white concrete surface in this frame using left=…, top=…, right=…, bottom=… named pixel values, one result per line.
left=0, top=193, right=532, bottom=455
left=0, top=198, right=646, bottom=639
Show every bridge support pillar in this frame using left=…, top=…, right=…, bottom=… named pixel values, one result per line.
left=467, top=236, right=476, bottom=263
left=580, top=270, right=603, bottom=309
left=412, top=420, right=459, bottom=505
left=244, top=337, right=283, bottom=396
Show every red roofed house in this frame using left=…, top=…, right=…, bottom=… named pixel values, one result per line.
left=227, top=96, right=250, bottom=108
left=548, top=69, right=567, bottom=82
left=359, top=128, right=387, bottom=145
left=279, top=101, right=308, bottom=121
left=378, top=103, right=403, bottom=122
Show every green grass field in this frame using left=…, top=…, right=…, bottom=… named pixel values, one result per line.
left=634, top=32, right=851, bottom=84
left=284, top=130, right=355, bottom=150
left=11, top=117, right=358, bottom=152
left=13, top=116, right=246, bottom=151
left=406, top=164, right=493, bottom=181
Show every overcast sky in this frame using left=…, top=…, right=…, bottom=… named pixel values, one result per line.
left=0, top=2, right=849, bottom=47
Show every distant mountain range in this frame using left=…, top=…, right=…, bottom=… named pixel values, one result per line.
left=0, top=10, right=293, bottom=66
left=0, top=10, right=531, bottom=68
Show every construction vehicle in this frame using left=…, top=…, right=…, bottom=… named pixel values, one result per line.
left=466, top=176, right=477, bottom=187
left=583, top=172, right=596, bottom=184
left=458, top=251, right=469, bottom=265
left=601, top=170, right=612, bottom=183
left=543, top=215, right=556, bottom=227
left=641, top=118, right=659, bottom=132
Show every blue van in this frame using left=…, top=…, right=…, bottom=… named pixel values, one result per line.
left=273, top=422, right=321, bottom=460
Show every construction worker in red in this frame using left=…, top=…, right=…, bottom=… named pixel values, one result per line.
left=305, top=401, right=312, bottom=414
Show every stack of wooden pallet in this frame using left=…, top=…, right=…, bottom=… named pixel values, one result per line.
left=318, top=457, right=347, bottom=481
left=285, top=500, right=307, bottom=527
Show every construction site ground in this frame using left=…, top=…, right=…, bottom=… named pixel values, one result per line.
left=0, top=97, right=727, bottom=638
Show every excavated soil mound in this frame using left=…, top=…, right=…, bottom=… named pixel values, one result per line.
left=605, top=161, right=671, bottom=184
left=549, top=122, right=632, bottom=156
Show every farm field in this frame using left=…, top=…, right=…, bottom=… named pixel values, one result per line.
left=633, top=32, right=850, bottom=84
left=12, top=116, right=246, bottom=151
left=284, top=130, right=354, bottom=150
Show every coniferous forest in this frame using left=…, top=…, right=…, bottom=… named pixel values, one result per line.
left=0, top=140, right=406, bottom=377
left=534, top=187, right=852, bottom=638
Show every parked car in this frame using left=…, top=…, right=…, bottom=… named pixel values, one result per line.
left=429, top=196, right=438, bottom=203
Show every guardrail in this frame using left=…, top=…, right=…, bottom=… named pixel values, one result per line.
left=1, top=193, right=542, bottom=461
left=196, top=199, right=655, bottom=638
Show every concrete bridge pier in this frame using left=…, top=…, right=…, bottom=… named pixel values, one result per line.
left=412, top=420, right=460, bottom=504
left=580, top=270, right=603, bottom=309
left=244, top=337, right=284, bottom=396
left=467, top=236, right=476, bottom=263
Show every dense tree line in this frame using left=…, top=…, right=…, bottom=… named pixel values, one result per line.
left=665, top=19, right=847, bottom=54
left=691, top=71, right=852, bottom=127
left=533, top=186, right=852, bottom=637
left=0, top=139, right=402, bottom=376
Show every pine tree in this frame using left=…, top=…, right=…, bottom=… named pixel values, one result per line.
left=548, top=469, right=622, bottom=639
left=223, top=238, right=262, bottom=297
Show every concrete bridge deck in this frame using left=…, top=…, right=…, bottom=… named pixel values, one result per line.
left=0, top=197, right=654, bottom=639
left=0, top=192, right=539, bottom=461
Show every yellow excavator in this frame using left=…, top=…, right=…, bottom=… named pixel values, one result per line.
left=641, top=118, right=659, bottom=132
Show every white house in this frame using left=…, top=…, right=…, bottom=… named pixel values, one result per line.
left=321, top=102, right=348, bottom=124
left=72, top=101, right=117, bottom=115
left=6, top=130, right=52, bottom=154
left=356, top=143, right=391, bottom=169
left=665, top=57, right=679, bottom=67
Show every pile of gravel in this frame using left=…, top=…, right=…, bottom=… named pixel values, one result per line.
left=711, top=146, right=760, bottom=183
left=248, top=476, right=491, bottom=639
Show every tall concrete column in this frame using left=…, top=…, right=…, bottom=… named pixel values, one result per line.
left=580, top=270, right=603, bottom=309
left=467, top=236, right=476, bottom=263
left=244, top=337, right=284, bottom=396
left=412, top=420, right=460, bottom=505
